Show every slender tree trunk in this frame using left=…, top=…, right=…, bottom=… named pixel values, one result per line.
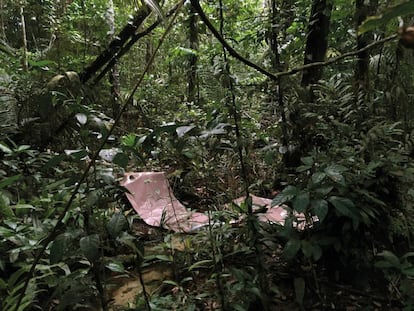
left=354, top=0, right=378, bottom=88
left=187, top=3, right=199, bottom=104
left=0, top=0, right=6, bottom=40
left=20, top=5, right=28, bottom=71
left=268, top=0, right=287, bottom=147
left=301, top=0, right=332, bottom=87
left=106, top=0, right=121, bottom=118
left=145, top=38, right=153, bottom=71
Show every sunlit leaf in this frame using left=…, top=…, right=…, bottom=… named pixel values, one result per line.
left=188, top=259, right=213, bottom=271
left=176, top=125, right=196, bottom=138
left=105, top=261, right=125, bottom=273
left=272, top=185, right=298, bottom=206
left=75, top=113, right=87, bottom=125
left=0, top=143, right=12, bottom=154
left=122, top=133, right=138, bottom=147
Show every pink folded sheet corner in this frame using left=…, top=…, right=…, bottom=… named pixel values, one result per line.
left=121, top=172, right=209, bottom=233
left=121, top=172, right=313, bottom=233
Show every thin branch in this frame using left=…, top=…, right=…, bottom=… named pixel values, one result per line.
left=80, top=5, right=151, bottom=83
left=190, top=0, right=277, bottom=80
left=190, top=0, right=397, bottom=81
left=0, top=38, right=16, bottom=56
left=279, top=34, right=398, bottom=78
left=93, top=2, right=181, bottom=85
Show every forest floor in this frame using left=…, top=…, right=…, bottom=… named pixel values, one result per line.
left=103, top=218, right=403, bottom=311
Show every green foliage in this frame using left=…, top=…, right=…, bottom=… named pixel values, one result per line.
left=375, top=250, right=414, bottom=308
left=1, top=0, right=414, bottom=309
left=359, top=1, right=414, bottom=34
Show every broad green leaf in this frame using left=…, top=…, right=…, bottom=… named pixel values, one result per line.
left=107, top=213, right=127, bottom=238
left=105, top=261, right=125, bottom=273
left=16, top=145, right=31, bottom=152
left=402, top=266, right=414, bottom=277
left=301, top=240, right=313, bottom=258
left=176, top=125, right=196, bottom=138
left=188, top=259, right=213, bottom=271
left=311, top=199, right=329, bottom=222
left=359, top=1, right=414, bottom=34
left=122, top=134, right=138, bottom=147
left=324, top=166, right=345, bottom=185
left=50, top=233, right=74, bottom=264
left=44, top=178, right=70, bottom=191
left=314, top=186, right=333, bottom=197
left=113, top=152, right=129, bottom=168
left=328, top=196, right=356, bottom=218
left=43, top=153, right=66, bottom=170
left=296, top=165, right=311, bottom=172
left=65, top=149, right=88, bottom=161
left=376, top=250, right=400, bottom=268
left=200, top=123, right=230, bottom=138
left=0, top=174, right=21, bottom=189
left=80, top=234, right=100, bottom=262
left=292, top=192, right=310, bottom=213
left=163, top=280, right=179, bottom=286
left=324, top=165, right=347, bottom=174
left=85, top=189, right=100, bottom=207
left=0, top=193, right=13, bottom=218
left=375, top=260, right=398, bottom=269
left=272, top=185, right=298, bottom=206
left=311, top=172, right=326, bottom=184
left=355, top=189, right=386, bottom=206
left=301, top=156, right=314, bottom=166
left=0, top=143, right=12, bottom=153
left=283, top=239, right=301, bottom=259
left=402, top=252, right=414, bottom=260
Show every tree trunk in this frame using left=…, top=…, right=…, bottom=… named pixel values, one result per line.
left=354, top=0, right=378, bottom=88
left=301, top=0, right=332, bottom=87
left=187, top=3, right=199, bottom=104
left=106, top=0, right=121, bottom=118
left=0, top=0, right=6, bottom=40
left=268, top=0, right=287, bottom=146
left=20, top=6, right=28, bottom=71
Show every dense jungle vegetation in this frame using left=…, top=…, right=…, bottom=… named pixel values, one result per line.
left=1, top=0, right=414, bottom=310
